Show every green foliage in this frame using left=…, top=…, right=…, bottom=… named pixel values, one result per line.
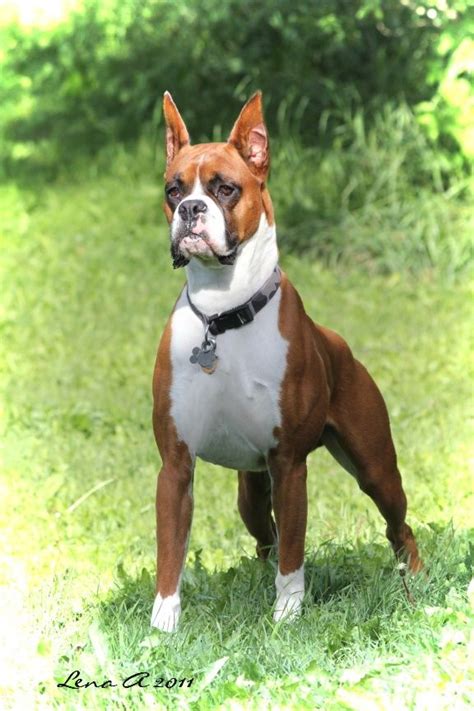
left=0, top=0, right=472, bottom=175
left=272, top=104, right=472, bottom=274
left=1, top=0, right=471, bottom=277
left=1, top=158, right=472, bottom=708
left=415, top=1, right=474, bottom=163
left=417, top=37, right=474, bottom=162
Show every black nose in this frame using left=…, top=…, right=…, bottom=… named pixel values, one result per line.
left=178, top=199, right=208, bottom=222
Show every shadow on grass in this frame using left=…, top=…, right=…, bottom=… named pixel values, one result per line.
left=97, top=524, right=473, bottom=658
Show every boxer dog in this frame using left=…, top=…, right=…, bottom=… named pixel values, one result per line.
left=151, top=91, right=422, bottom=632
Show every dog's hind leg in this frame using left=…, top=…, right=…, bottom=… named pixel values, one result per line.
left=238, top=470, right=277, bottom=560
left=324, top=356, right=423, bottom=573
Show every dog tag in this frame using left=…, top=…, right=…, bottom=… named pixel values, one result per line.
left=189, top=341, right=218, bottom=374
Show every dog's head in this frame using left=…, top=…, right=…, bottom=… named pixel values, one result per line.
left=163, top=92, right=273, bottom=268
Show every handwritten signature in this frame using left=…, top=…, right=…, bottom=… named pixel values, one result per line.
left=57, top=670, right=194, bottom=690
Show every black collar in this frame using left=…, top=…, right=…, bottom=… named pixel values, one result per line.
left=186, top=265, right=281, bottom=336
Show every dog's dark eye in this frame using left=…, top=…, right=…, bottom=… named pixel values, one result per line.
left=217, top=184, right=235, bottom=199
left=167, top=186, right=180, bottom=200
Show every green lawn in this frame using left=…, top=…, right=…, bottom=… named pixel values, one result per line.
left=1, top=157, right=473, bottom=710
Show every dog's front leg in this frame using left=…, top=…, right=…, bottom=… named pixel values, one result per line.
left=151, top=459, right=194, bottom=632
left=269, top=456, right=307, bottom=622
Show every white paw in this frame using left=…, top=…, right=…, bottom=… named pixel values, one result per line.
left=273, top=590, right=304, bottom=622
left=150, top=593, right=181, bottom=632
left=273, top=565, right=304, bottom=623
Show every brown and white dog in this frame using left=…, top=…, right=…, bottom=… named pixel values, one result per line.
left=151, top=91, right=422, bottom=632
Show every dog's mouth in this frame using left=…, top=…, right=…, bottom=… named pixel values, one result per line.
left=171, top=227, right=239, bottom=268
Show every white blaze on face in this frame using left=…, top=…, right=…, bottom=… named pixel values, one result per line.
left=171, top=177, right=228, bottom=259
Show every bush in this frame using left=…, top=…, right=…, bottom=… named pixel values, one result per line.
left=0, top=0, right=471, bottom=176
left=269, top=104, right=472, bottom=273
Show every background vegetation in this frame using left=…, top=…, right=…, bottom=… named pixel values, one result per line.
left=2, top=0, right=473, bottom=163
left=0, top=0, right=473, bottom=272
left=1, top=1, right=473, bottom=709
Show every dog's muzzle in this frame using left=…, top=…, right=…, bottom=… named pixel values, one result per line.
left=171, top=198, right=238, bottom=268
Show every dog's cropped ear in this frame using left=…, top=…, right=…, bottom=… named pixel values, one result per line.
left=163, top=92, right=190, bottom=167
left=228, top=91, right=269, bottom=180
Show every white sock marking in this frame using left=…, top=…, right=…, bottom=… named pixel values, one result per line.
left=150, top=592, right=181, bottom=633
left=274, top=565, right=304, bottom=622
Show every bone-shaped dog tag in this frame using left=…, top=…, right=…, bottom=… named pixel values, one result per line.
left=189, top=341, right=218, bottom=374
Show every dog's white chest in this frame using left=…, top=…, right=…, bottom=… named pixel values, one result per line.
left=169, top=289, right=288, bottom=470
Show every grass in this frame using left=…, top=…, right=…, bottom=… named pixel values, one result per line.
left=270, top=105, right=473, bottom=276
left=0, top=144, right=473, bottom=710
